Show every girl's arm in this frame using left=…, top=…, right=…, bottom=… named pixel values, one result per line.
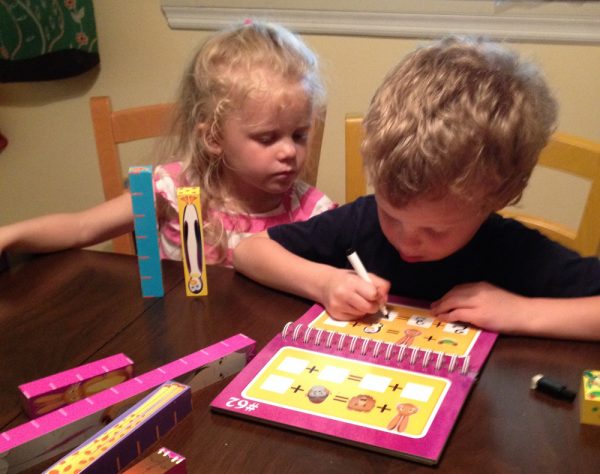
left=233, top=231, right=389, bottom=320
left=0, top=193, right=134, bottom=254
left=431, top=281, right=600, bottom=341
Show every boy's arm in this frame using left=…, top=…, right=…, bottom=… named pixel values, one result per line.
left=0, top=193, right=134, bottom=254
left=431, top=281, right=600, bottom=341
left=233, top=231, right=390, bottom=320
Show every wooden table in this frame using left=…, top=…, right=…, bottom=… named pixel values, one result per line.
left=1, top=250, right=598, bottom=473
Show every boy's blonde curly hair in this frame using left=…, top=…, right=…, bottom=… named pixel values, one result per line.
left=362, top=36, right=558, bottom=212
left=158, top=21, right=325, bottom=263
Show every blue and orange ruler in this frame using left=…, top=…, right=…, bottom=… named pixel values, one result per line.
left=129, top=166, right=164, bottom=297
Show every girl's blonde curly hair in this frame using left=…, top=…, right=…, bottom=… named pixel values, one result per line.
left=159, top=21, right=325, bottom=262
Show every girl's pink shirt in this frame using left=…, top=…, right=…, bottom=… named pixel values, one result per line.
left=153, top=162, right=337, bottom=266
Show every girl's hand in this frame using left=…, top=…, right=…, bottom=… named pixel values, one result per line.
left=430, top=282, right=528, bottom=334
left=320, top=269, right=390, bottom=321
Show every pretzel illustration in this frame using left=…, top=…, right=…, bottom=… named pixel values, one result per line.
left=387, top=403, right=418, bottom=433
left=397, top=329, right=421, bottom=346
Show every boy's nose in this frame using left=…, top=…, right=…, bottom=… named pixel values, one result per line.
left=396, top=230, right=422, bottom=251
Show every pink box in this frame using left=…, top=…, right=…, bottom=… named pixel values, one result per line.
left=18, top=354, right=134, bottom=418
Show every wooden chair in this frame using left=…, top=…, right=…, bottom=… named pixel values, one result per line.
left=345, top=114, right=368, bottom=204
left=90, top=96, right=325, bottom=255
left=90, top=96, right=174, bottom=255
left=344, top=114, right=600, bottom=256
left=499, top=132, right=600, bottom=257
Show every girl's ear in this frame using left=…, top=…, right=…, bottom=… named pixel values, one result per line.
left=197, top=123, right=222, bottom=155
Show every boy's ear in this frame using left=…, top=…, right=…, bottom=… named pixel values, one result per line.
left=197, top=123, right=222, bottom=155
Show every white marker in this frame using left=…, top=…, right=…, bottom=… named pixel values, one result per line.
left=346, top=249, right=389, bottom=316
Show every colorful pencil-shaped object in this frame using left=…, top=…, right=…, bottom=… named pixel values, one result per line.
left=44, top=382, right=191, bottom=473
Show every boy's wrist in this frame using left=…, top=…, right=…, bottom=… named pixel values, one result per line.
left=311, top=264, right=339, bottom=305
left=510, top=295, right=544, bottom=335
left=512, top=296, right=565, bottom=338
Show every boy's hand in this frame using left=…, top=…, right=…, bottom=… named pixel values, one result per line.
left=321, top=269, right=390, bottom=321
left=430, top=282, right=527, bottom=333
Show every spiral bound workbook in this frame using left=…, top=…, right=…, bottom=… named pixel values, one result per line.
left=210, top=298, right=497, bottom=465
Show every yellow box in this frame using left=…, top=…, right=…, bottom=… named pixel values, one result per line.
left=580, top=370, right=600, bottom=426
left=177, top=187, right=208, bottom=296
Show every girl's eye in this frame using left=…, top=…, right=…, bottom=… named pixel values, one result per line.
left=293, top=130, right=309, bottom=144
left=254, top=134, right=276, bottom=145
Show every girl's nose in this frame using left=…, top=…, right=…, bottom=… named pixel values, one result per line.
left=277, top=138, right=297, bottom=160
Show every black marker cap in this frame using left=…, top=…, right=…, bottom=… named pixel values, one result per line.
left=531, top=374, right=576, bottom=402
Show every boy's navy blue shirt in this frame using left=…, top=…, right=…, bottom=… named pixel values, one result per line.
left=268, top=195, right=600, bottom=302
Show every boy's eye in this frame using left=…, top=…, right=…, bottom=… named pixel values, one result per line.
left=425, top=228, right=446, bottom=238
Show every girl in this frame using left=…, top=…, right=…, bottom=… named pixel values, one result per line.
left=0, top=21, right=336, bottom=266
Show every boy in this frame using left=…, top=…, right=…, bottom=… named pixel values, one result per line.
left=233, top=37, right=600, bottom=341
